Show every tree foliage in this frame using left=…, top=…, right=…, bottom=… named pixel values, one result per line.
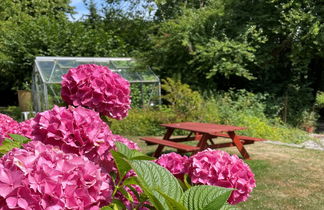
left=0, top=0, right=128, bottom=105
left=140, top=0, right=324, bottom=124
left=0, top=0, right=323, bottom=125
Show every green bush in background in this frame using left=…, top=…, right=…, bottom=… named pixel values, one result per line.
left=111, top=79, right=309, bottom=144
left=111, top=106, right=176, bottom=136
left=1, top=79, right=309, bottom=144
left=0, top=106, right=21, bottom=121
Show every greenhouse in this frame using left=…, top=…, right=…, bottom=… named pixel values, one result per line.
left=32, top=57, right=161, bottom=112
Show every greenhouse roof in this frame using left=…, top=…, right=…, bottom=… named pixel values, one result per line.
left=34, top=56, right=159, bottom=84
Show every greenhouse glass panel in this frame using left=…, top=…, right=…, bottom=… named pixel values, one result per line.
left=32, top=57, right=161, bottom=112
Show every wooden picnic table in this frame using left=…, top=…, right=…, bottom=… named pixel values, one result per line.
left=140, top=122, right=266, bottom=159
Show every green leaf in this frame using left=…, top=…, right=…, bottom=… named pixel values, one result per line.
left=115, top=142, right=155, bottom=161
left=123, top=176, right=140, bottom=186
left=130, top=160, right=184, bottom=209
left=177, top=179, right=188, bottom=191
left=219, top=203, right=238, bottom=210
left=181, top=185, right=233, bottom=210
left=126, top=185, right=141, bottom=202
left=183, top=174, right=192, bottom=189
left=0, top=140, right=21, bottom=155
left=8, top=134, right=30, bottom=143
left=155, top=189, right=187, bottom=210
left=118, top=187, right=134, bottom=202
left=111, top=150, right=132, bottom=179
left=130, top=155, right=155, bottom=161
left=0, top=139, right=15, bottom=155
left=111, top=199, right=126, bottom=210
left=115, top=142, right=134, bottom=159
left=0, top=134, right=31, bottom=156
left=100, top=206, right=113, bottom=210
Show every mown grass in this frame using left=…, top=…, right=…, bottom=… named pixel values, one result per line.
left=128, top=137, right=324, bottom=210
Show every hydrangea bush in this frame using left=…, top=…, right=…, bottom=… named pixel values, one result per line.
left=0, top=64, right=256, bottom=209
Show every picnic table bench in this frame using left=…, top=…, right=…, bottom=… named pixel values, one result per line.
left=140, top=122, right=266, bottom=159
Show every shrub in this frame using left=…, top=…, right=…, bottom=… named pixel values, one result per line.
left=110, top=107, right=177, bottom=136
left=162, top=78, right=204, bottom=121
left=112, top=88, right=309, bottom=144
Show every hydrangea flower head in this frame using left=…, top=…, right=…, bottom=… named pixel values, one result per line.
left=188, top=149, right=256, bottom=205
left=18, top=118, right=34, bottom=139
left=0, top=141, right=113, bottom=209
left=0, top=113, right=20, bottom=144
left=155, top=152, right=189, bottom=179
left=112, top=134, right=139, bottom=151
left=31, top=105, right=112, bottom=155
left=31, top=106, right=139, bottom=173
left=61, top=64, right=131, bottom=120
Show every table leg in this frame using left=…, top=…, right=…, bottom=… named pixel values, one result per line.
left=152, top=128, right=175, bottom=157
left=153, top=145, right=165, bottom=157
left=228, top=131, right=250, bottom=159
left=192, top=133, right=211, bottom=155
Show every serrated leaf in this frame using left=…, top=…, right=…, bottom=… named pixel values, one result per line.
left=155, top=189, right=187, bottom=210
left=0, top=138, right=22, bottom=155
left=181, top=185, right=232, bottom=210
left=115, top=142, right=134, bottom=159
left=115, top=142, right=154, bottom=161
left=130, top=155, right=155, bottom=161
left=123, top=176, right=139, bottom=186
left=177, top=178, right=188, bottom=190
left=219, top=203, right=238, bottom=210
left=8, top=134, right=30, bottom=143
left=111, top=150, right=131, bottom=179
left=130, top=160, right=183, bottom=209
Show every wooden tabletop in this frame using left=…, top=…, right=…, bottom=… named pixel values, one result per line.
left=160, top=122, right=246, bottom=135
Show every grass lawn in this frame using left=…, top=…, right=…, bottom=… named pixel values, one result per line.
left=129, top=137, right=324, bottom=210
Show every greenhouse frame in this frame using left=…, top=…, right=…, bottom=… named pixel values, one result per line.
left=32, top=56, right=161, bottom=112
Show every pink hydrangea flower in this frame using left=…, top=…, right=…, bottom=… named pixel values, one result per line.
left=61, top=64, right=131, bottom=120
left=112, top=134, right=140, bottom=151
left=93, top=134, right=140, bottom=174
left=0, top=141, right=113, bottom=209
left=31, top=105, right=112, bottom=156
left=31, top=105, right=139, bottom=173
left=0, top=113, right=20, bottom=144
left=18, top=119, right=34, bottom=139
left=155, top=152, right=189, bottom=179
left=188, top=149, right=256, bottom=205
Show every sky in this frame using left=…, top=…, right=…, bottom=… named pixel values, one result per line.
left=70, top=0, right=105, bottom=20
left=69, top=0, right=155, bottom=20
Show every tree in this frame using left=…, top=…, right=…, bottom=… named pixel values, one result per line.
left=0, top=0, right=128, bottom=105
left=140, top=0, right=324, bottom=125
left=0, top=0, right=74, bottom=105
